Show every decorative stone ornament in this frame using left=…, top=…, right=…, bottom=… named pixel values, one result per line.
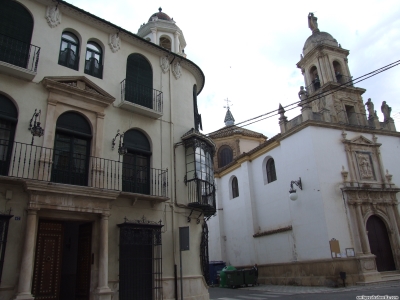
left=108, top=33, right=120, bottom=53
left=46, top=6, right=62, bottom=28
left=172, top=61, right=181, bottom=79
left=160, top=56, right=170, bottom=73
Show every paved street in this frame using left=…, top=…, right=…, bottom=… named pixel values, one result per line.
left=209, top=283, right=400, bottom=300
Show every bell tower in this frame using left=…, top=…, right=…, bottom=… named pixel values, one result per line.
left=296, top=13, right=368, bottom=126
left=137, top=7, right=187, bottom=57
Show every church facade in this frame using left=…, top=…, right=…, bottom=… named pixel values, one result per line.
left=208, top=13, right=400, bottom=286
left=0, top=1, right=214, bottom=299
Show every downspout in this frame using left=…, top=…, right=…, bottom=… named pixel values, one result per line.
left=168, top=53, right=178, bottom=299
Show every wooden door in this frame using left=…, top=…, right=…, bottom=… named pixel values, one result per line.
left=32, top=221, right=64, bottom=300
left=75, top=223, right=92, bottom=300
left=367, top=215, right=396, bottom=272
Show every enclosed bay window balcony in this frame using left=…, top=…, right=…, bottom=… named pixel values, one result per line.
left=119, top=79, right=163, bottom=119
left=1, top=141, right=168, bottom=201
left=182, top=129, right=216, bottom=217
left=0, top=34, right=40, bottom=80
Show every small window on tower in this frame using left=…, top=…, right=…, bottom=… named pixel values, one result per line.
left=159, top=37, right=171, bottom=51
left=345, top=105, right=357, bottom=125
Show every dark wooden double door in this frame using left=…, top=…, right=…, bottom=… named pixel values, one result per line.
left=32, top=220, right=92, bottom=300
left=367, top=215, right=396, bottom=272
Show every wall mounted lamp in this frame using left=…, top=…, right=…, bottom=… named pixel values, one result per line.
left=112, top=130, right=127, bottom=156
left=28, top=109, right=44, bottom=145
left=289, top=177, right=302, bottom=201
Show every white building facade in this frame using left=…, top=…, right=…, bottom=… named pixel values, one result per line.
left=208, top=13, right=400, bottom=286
left=0, top=1, right=215, bottom=299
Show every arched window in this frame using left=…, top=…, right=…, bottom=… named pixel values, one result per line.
left=52, top=112, right=92, bottom=186
left=232, top=177, right=239, bottom=198
left=85, top=41, right=103, bottom=78
left=266, top=158, right=277, bottom=183
left=0, top=95, right=17, bottom=176
left=0, top=1, right=33, bottom=68
left=218, top=146, right=233, bottom=168
left=125, top=54, right=153, bottom=109
left=309, top=66, right=320, bottom=92
left=159, top=37, right=171, bottom=51
left=122, top=129, right=151, bottom=194
left=333, top=61, right=343, bottom=83
left=58, top=32, right=80, bottom=70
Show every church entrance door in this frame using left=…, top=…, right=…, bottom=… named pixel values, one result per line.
left=367, top=215, right=396, bottom=272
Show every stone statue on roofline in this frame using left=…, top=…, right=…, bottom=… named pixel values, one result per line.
left=365, top=98, right=375, bottom=118
left=298, top=86, right=308, bottom=101
left=381, top=101, right=392, bottom=122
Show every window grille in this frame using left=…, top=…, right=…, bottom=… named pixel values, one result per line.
left=118, top=217, right=163, bottom=300
left=0, top=211, right=13, bottom=284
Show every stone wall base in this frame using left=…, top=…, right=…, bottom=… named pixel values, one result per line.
left=163, top=275, right=209, bottom=300
left=239, top=256, right=383, bottom=287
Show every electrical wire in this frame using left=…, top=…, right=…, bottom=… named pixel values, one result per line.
left=206, top=59, right=400, bottom=136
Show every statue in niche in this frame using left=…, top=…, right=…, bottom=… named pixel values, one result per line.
left=381, top=101, right=392, bottom=121
left=357, top=153, right=373, bottom=179
left=365, top=98, right=375, bottom=118
left=308, top=13, right=319, bottom=33
left=46, top=6, right=61, bottom=28
left=298, top=86, right=308, bottom=101
left=160, top=56, right=170, bottom=73
left=109, top=33, right=120, bottom=53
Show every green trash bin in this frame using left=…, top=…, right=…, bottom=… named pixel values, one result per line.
left=243, top=268, right=257, bottom=286
left=219, top=266, right=236, bottom=288
left=225, top=270, right=244, bottom=288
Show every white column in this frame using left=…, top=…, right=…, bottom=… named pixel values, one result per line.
left=97, top=213, right=111, bottom=292
left=151, top=28, right=157, bottom=44
left=174, top=31, right=180, bottom=54
left=14, top=209, right=39, bottom=300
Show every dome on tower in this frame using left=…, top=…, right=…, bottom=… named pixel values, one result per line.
left=303, top=31, right=338, bottom=56
left=148, top=7, right=172, bottom=22
left=302, top=13, right=338, bottom=56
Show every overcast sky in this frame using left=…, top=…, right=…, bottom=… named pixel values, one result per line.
left=67, top=0, right=400, bottom=138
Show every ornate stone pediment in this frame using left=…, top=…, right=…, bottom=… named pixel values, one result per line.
left=342, top=133, right=386, bottom=185
left=349, top=136, right=374, bottom=145
left=42, top=76, right=115, bottom=108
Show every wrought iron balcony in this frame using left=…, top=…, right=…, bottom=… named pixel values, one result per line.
left=119, top=80, right=163, bottom=118
left=0, top=141, right=168, bottom=198
left=186, top=178, right=216, bottom=217
left=0, top=34, right=40, bottom=80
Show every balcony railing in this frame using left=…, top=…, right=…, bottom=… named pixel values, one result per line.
left=121, top=79, right=163, bottom=113
left=0, top=34, right=40, bottom=72
left=2, top=141, right=168, bottom=197
left=186, top=178, right=216, bottom=216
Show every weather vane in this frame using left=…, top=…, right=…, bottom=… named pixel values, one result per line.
left=224, top=98, right=232, bottom=110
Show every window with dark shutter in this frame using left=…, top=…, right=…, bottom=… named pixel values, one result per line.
left=266, top=158, right=277, bottom=183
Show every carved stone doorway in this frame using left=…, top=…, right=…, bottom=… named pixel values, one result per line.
left=32, top=220, right=92, bottom=300
left=367, top=215, right=396, bottom=272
